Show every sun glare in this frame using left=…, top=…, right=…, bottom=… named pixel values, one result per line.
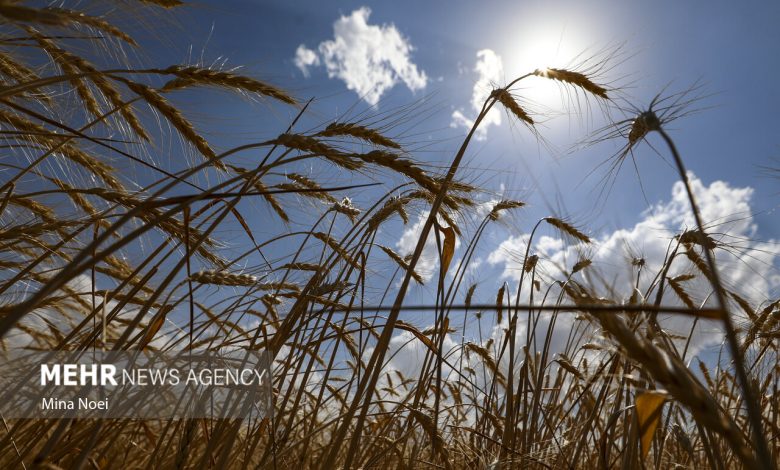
left=502, top=18, right=600, bottom=109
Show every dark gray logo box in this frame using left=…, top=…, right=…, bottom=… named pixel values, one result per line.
left=0, top=350, right=272, bottom=419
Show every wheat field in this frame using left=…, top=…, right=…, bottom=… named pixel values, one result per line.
left=0, top=2, right=777, bottom=469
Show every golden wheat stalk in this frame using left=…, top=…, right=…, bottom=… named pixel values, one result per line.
left=492, top=89, right=534, bottom=124
left=160, top=66, right=295, bottom=104
left=123, top=80, right=224, bottom=169
left=316, top=122, right=401, bottom=149
left=534, top=68, right=608, bottom=98
left=379, top=245, right=424, bottom=285
left=190, top=269, right=258, bottom=286
left=543, top=217, right=591, bottom=243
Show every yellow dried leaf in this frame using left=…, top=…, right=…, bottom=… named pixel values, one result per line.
left=139, top=308, right=169, bottom=349
left=636, top=391, right=666, bottom=458
left=440, top=225, right=456, bottom=275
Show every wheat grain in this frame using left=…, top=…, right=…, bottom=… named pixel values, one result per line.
left=190, top=269, right=257, bottom=286
left=125, top=80, right=223, bottom=168
left=492, top=88, right=534, bottom=124
left=534, top=68, right=608, bottom=99
left=379, top=245, right=424, bottom=285
left=488, top=200, right=525, bottom=221
left=160, top=66, right=295, bottom=104
left=317, top=122, right=400, bottom=149
left=543, top=217, right=591, bottom=243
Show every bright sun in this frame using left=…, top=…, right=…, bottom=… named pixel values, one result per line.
left=502, top=17, right=600, bottom=110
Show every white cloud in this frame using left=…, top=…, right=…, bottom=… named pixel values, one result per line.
left=295, top=172, right=779, bottom=423
left=4, top=274, right=153, bottom=349
left=385, top=330, right=458, bottom=378
left=379, top=175, right=778, bottom=398
left=293, top=7, right=427, bottom=106
left=487, top=173, right=780, bottom=354
left=293, top=44, right=320, bottom=77
left=451, top=49, right=504, bottom=140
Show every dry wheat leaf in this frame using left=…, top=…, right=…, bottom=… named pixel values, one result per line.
left=139, top=308, right=169, bottom=349
left=636, top=391, right=667, bottom=458
left=440, top=225, right=456, bottom=274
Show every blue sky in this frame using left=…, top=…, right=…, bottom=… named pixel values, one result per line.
left=144, top=1, right=780, bottom=349
left=170, top=0, right=780, bottom=234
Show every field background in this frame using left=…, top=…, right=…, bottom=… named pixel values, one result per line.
left=0, top=1, right=778, bottom=469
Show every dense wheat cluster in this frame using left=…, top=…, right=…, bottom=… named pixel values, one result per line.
left=0, top=2, right=777, bottom=469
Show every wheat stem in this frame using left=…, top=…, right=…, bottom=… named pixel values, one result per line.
left=657, top=127, right=774, bottom=469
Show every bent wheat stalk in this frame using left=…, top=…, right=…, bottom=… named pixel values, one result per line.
left=648, top=118, right=773, bottom=468
left=322, top=67, right=609, bottom=469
